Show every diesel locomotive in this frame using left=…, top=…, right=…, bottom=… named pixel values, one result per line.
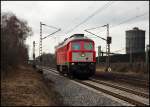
left=55, top=34, right=96, bottom=79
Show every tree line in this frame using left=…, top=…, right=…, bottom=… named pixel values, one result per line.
left=1, top=12, right=33, bottom=72
left=35, top=53, right=56, bottom=68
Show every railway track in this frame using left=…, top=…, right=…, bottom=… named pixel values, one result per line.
left=45, top=66, right=149, bottom=87
left=94, top=72, right=149, bottom=88
left=117, top=78, right=149, bottom=88
left=89, top=78, right=149, bottom=99
left=40, top=66, right=149, bottom=106
left=41, top=66, right=149, bottom=87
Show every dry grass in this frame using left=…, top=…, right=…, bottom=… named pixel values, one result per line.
left=96, top=64, right=147, bottom=74
left=96, top=65, right=106, bottom=72
left=1, top=65, right=62, bottom=106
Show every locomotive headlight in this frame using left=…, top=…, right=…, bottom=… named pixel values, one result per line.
left=71, top=63, right=75, bottom=65
left=81, top=53, right=85, bottom=57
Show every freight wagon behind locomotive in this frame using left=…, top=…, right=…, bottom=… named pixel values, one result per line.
left=55, top=34, right=96, bottom=79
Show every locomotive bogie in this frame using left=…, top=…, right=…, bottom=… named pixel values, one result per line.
left=68, top=62, right=96, bottom=78
left=57, top=62, right=95, bottom=78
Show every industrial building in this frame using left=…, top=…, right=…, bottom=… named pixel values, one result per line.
left=97, top=27, right=147, bottom=63
left=126, top=27, right=145, bottom=54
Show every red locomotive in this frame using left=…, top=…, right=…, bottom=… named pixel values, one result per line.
left=55, top=34, right=96, bottom=79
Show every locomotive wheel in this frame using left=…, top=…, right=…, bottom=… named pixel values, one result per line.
left=68, top=73, right=74, bottom=79
left=59, top=72, right=64, bottom=76
left=79, top=76, right=89, bottom=80
left=57, top=65, right=60, bottom=71
left=57, top=65, right=63, bottom=76
left=67, top=67, right=74, bottom=79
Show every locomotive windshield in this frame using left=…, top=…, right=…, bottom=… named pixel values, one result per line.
left=84, top=42, right=93, bottom=50
left=72, top=42, right=80, bottom=50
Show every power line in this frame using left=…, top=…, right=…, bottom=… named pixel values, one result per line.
left=110, top=11, right=149, bottom=29
left=94, top=11, right=148, bottom=34
left=85, top=3, right=149, bottom=34
left=66, top=1, right=115, bottom=34
left=112, top=48, right=125, bottom=53
left=64, top=1, right=97, bottom=32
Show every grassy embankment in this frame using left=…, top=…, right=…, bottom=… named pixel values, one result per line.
left=96, top=64, right=147, bottom=74
left=1, top=65, right=64, bottom=106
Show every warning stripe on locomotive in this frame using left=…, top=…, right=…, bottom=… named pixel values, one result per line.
left=72, top=52, right=93, bottom=62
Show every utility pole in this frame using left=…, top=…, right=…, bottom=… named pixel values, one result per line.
left=85, top=24, right=111, bottom=72
left=98, top=46, right=101, bottom=64
left=33, top=41, right=38, bottom=68
left=129, top=40, right=132, bottom=67
left=33, top=41, right=36, bottom=68
left=146, top=44, right=149, bottom=73
left=39, top=21, right=61, bottom=72
left=39, top=22, right=43, bottom=71
left=106, top=24, right=111, bottom=72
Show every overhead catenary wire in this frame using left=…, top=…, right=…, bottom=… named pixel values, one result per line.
left=40, top=22, right=61, bottom=40
left=42, top=28, right=61, bottom=40
left=41, top=2, right=148, bottom=55
left=112, top=48, right=125, bottom=53
left=110, top=11, right=149, bottom=29
left=109, top=44, right=149, bottom=54
left=82, top=3, right=149, bottom=35
left=95, top=11, right=149, bottom=34
left=64, top=1, right=97, bottom=33
left=66, top=1, right=115, bottom=34
left=43, top=24, right=60, bottom=30
left=87, top=11, right=149, bottom=35
left=54, top=3, right=148, bottom=55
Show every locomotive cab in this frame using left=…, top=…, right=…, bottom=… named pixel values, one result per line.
left=68, top=39, right=96, bottom=78
left=55, top=34, right=96, bottom=79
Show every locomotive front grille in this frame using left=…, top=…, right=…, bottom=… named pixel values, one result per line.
left=72, top=52, right=93, bottom=62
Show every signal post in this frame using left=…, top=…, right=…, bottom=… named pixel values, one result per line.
left=85, top=24, right=112, bottom=72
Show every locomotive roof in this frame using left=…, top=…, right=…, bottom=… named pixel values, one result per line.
left=55, top=34, right=93, bottom=50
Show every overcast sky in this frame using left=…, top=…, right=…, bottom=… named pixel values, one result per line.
left=1, top=1, right=149, bottom=59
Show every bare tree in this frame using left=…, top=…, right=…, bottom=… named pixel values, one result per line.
left=35, top=53, right=56, bottom=68
left=1, top=12, right=33, bottom=71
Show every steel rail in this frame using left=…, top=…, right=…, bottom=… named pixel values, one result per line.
left=90, top=78, right=149, bottom=98
left=40, top=66, right=149, bottom=106
left=44, top=66, right=149, bottom=87
left=77, top=80, right=149, bottom=106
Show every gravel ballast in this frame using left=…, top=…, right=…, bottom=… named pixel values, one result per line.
left=43, top=69, right=133, bottom=106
